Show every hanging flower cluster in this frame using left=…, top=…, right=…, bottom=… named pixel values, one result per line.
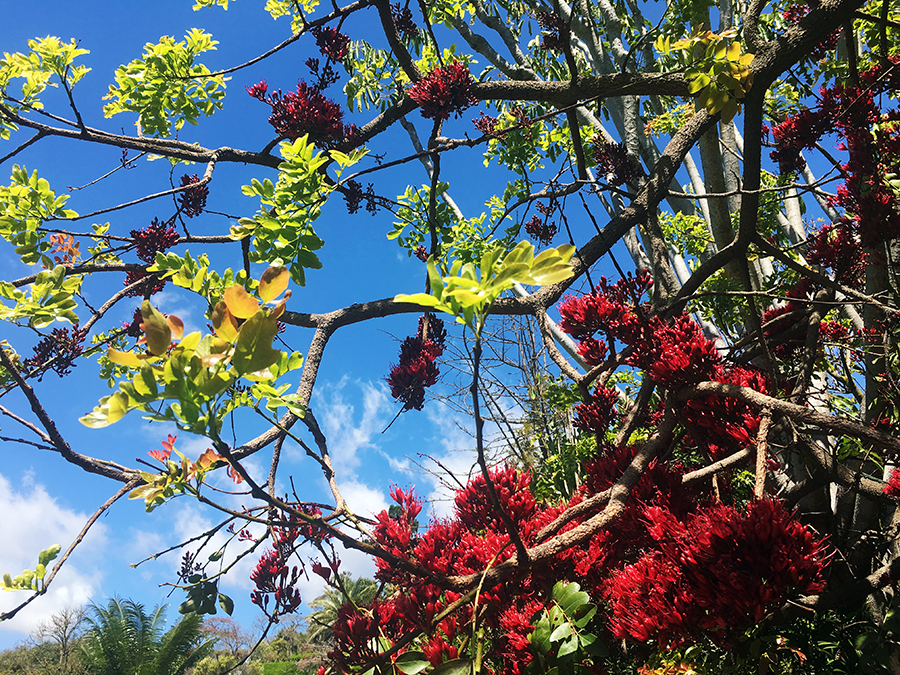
left=311, top=26, right=350, bottom=61
left=525, top=201, right=558, bottom=244
left=22, top=323, right=88, bottom=379
left=594, top=139, right=642, bottom=186
left=123, top=270, right=166, bottom=297
left=535, top=11, right=566, bottom=52
left=250, top=503, right=324, bottom=619
left=247, top=79, right=356, bottom=146
left=391, top=3, right=419, bottom=39
left=407, top=61, right=478, bottom=121
left=178, top=174, right=208, bottom=217
left=131, top=217, right=179, bottom=263
left=386, top=315, right=446, bottom=411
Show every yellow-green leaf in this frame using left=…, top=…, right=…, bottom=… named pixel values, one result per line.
left=141, top=300, right=171, bottom=356
left=259, top=266, right=289, bottom=303
left=107, top=348, right=144, bottom=368
left=232, top=311, right=281, bottom=375
left=224, top=285, right=259, bottom=319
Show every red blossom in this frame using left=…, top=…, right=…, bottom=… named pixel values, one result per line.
left=606, top=499, right=829, bottom=646
left=524, top=214, right=557, bottom=244
left=246, top=80, right=268, bottom=100
left=254, top=80, right=355, bottom=146
left=23, top=323, right=88, bottom=380
left=131, top=217, right=179, bottom=264
left=885, top=467, right=900, bottom=497
left=386, top=321, right=445, bottom=411
left=178, top=174, right=209, bottom=217
left=572, top=384, right=619, bottom=434
left=594, top=139, right=642, bottom=186
left=311, top=26, right=350, bottom=61
left=123, top=270, right=166, bottom=297
left=407, top=61, right=478, bottom=121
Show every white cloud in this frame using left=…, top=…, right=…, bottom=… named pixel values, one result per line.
left=318, top=378, right=391, bottom=473
left=0, top=473, right=107, bottom=640
left=336, top=479, right=387, bottom=519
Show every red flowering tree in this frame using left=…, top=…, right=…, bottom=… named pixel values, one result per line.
left=2, top=0, right=900, bottom=673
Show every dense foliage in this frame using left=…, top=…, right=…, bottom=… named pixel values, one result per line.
left=2, top=0, right=900, bottom=672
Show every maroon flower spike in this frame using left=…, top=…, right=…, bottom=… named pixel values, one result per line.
left=311, top=26, right=350, bottom=61
left=253, top=80, right=355, bottom=147
left=535, top=11, right=566, bottom=52
left=524, top=214, right=557, bottom=245
left=250, top=548, right=303, bottom=619
left=22, top=324, right=88, bottom=380
left=473, top=112, right=498, bottom=136
left=386, top=326, right=444, bottom=411
left=122, top=307, right=144, bottom=338
left=414, top=245, right=429, bottom=261
left=572, top=384, right=619, bottom=434
left=408, top=61, right=478, bottom=121
left=131, top=217, right=179, bottom=263
left=391, top=3, right=419, bottom=39
left=123, top=270, right=165, bottom=298
left=594, top=139, right=641, bottom=186
left=178, top=174, right=209, bottom=218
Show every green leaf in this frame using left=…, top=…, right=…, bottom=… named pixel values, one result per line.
left=37, top=544, right=61, bottom=567
left=394, top=651, right=433, bottom=674
left=557, top=634, right=579, bottom=658
left=141, top=300, right=171, bottom=356
left=232, top=311, right=280, bottom=375
left=431, top=659, right=473, bottom=675
left=549, top=622, right=573, bottom=642
left=218, top=593, right=234, bottom=615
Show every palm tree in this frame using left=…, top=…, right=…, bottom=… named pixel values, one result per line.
left=80, top=597, right=214, bottom=675
left=306, top=575, right=378, bottom=644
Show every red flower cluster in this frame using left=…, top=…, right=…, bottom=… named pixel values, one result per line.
left=535, top=11, right=566, bottom=52
left=524, top=214, right=558, bottom=244
left=22, top=323, right=88, bottom=380
left=572, top=384, right=619, bottom=434
left=250, top=504, right=323, bottom=619
left=391, top=3, right=419, bottom=39
left=629, top=314, right=721, bottom=388
left=311, top=26, right=350, bottom=61
left=885, top=467, right=900, bottom=497
left=408, top=61, right=478, bottom=121
left=681, top=364, right=771, bottom=458
left=249, top=547, right=303, bottom=619
left=472, top=112, right=498, bottom=136
left=322, top=439, right=828, bottom=675
left=770, top=60, right=900, bottom=247
left=594, top=139, right=642, bottom=186
left=249, top=79, right=356, bottom=146
left=123, top=270, right=166, bottom=297
left=559, top=270, right=723, bottom=390
left=386, top=316, right=446, bottom=411
left=178, top=174, right=208, bottom=217
left=131, top=217, right=179, bottom=264
left=606, top=500, right=829, bottom=646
